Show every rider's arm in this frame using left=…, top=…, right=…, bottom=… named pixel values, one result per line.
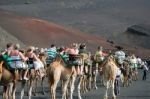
left=19, top=52, right=28, bottom=61
left=32, top=53, right=40, bottom=61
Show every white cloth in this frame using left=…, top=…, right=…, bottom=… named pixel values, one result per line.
left=10, top=56, right=28, bottom=69
left=130, top=58, right=137, bottom=64
left=116, top=68, right=121, bottom=77
left=33, top=60, right=44, bottom=70
left=137, top=58, right=142, bottom=64
left=143, top=64, right=149, bottom=71
left=115, top=51, right=125, bottom=64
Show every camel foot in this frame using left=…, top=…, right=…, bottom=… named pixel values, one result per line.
left=42, top=91, right=46, bottom=95
left=95, top=86, right=98, bottom=90
left=78, top=96, right=82, bottom=99
left=112, top=96, right=116, bottom=99
left=85, top=90, right=88, bottom=92
left=104, top=96, right=108, bottom=99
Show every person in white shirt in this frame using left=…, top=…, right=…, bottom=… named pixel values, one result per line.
left=130, top=55, right=138, bottom=70
left=137, top=56, right=142, bottom=68
left=142, top=61, right=149, bottom=80
left=115, top=47, right=125, bottom=67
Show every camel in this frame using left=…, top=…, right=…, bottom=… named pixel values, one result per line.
left=80, top=55, right=100, bottom=92
left=80, top=55, right=96, bottom=93
left=0, top=60, right=19, bottom=99
left=89, top=55, right=103, bottom=90
left=121, top=61, right=132, bottom=87
left=47, top=54, right=85, bottom=99
left=20, top=53, right=47, bottom=99
left=101, top=55, right=118, bottom=99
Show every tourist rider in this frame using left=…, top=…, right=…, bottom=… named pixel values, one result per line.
left=46, top=44, right=57, bottom=64
left=58, top=47, right=69, bottom=64
left=130, top=54, right=138, bottom=71
left=9, top=44, right=28, bottom=80
left=94, top=46, right=105, bottom=71
left=79, top=43, right=88, bottom=74
left=1, top=43, right=13, bottom=55
left=67, top=43, right=81, bottom=74
left=26, top=46, right=44, bottom=78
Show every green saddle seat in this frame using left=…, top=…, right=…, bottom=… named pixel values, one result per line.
left=61, top=54, right=80, bottom=67
left=46, top=49, right=57, bottom=64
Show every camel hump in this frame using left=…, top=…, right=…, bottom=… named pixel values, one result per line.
left=0, top=61, right=4, bottom=65
left=55, top=54, right=64, bottom=64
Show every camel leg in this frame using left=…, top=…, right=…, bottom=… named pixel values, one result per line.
left=129, top=75, right=132, bottom=86
left=88, top=65, right=92, bottom=91
left=124, top=76, right=128, bottom=87
left=84, top=66, right=89, bottom=92
left=122, top=76, right=125, bottom=87
left=3, top=86, right=8, bottom=99
left=93, top=73, right=98, bottom=89
left=80, top=77, right=84, bottom=93
left=70, top=74, right=77, bottom=99
left=88, top=75, right=92, bottom=91
left=112, top=81, right=116, bottom=99
left=41, top=76, right=45, bottom=95
left=49, top=76, right=59, bottom=99
left=12, top=82, right=16, bottom=99
left=91, top=75, right=94, bottom=89
left=28, top=80, right=33, bottom=99
left=8, top=83, right=13, bottom=99
left=20, top=81, right=26, bottom=99
left=126, top=77, right=129, bottom=86
left=62, top=80, right=69, bottom=99
left=84, top=76, right=88, bottom=92
left=77, top=76, right=83, bottom=99
left=34, top=78, right=38, bottom=96
left=120, top=74, right=124, bottom=85
left=94, top=64, right=98, bottom=89
left=132, top=70, right=136, bottom=81
left=104, top=81, right=109, bottom=99
left=135, top=70, right=138, bottom=81
left=80, top=75, right=86, bottom=93
left=83, top=76, right=86, bottom=93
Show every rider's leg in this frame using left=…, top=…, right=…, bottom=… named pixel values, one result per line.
left=23, top=69, right=29, bottom=80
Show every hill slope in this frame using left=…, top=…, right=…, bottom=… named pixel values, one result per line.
left=0, top=0, right=150, bottom=49
left=0, top=10, right=113, bottom=51
left=0, top=10, right=150, bottom=58
left=0, top=26, right=24, bottom=49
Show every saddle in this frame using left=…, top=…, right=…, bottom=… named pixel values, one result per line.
left=59, top=54, right=82, bottom=67
left=1, top=53, right=12, bottom=70
left=67, top=54, right=83, bottom=66
left=46, top=50, right=57, bottom=65
left=1, top=54, right=28, bottom=71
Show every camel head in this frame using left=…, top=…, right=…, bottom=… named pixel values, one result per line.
left=107, top=54, right=115, bottom=62
left=39, top=53, right=48, bottom=66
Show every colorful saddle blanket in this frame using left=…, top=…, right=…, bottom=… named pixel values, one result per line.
left=1, top=54, right=27, bottom=70
left=65, top=54, right=82, bottom=66
left=46, top=49, right=57, bottom=64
